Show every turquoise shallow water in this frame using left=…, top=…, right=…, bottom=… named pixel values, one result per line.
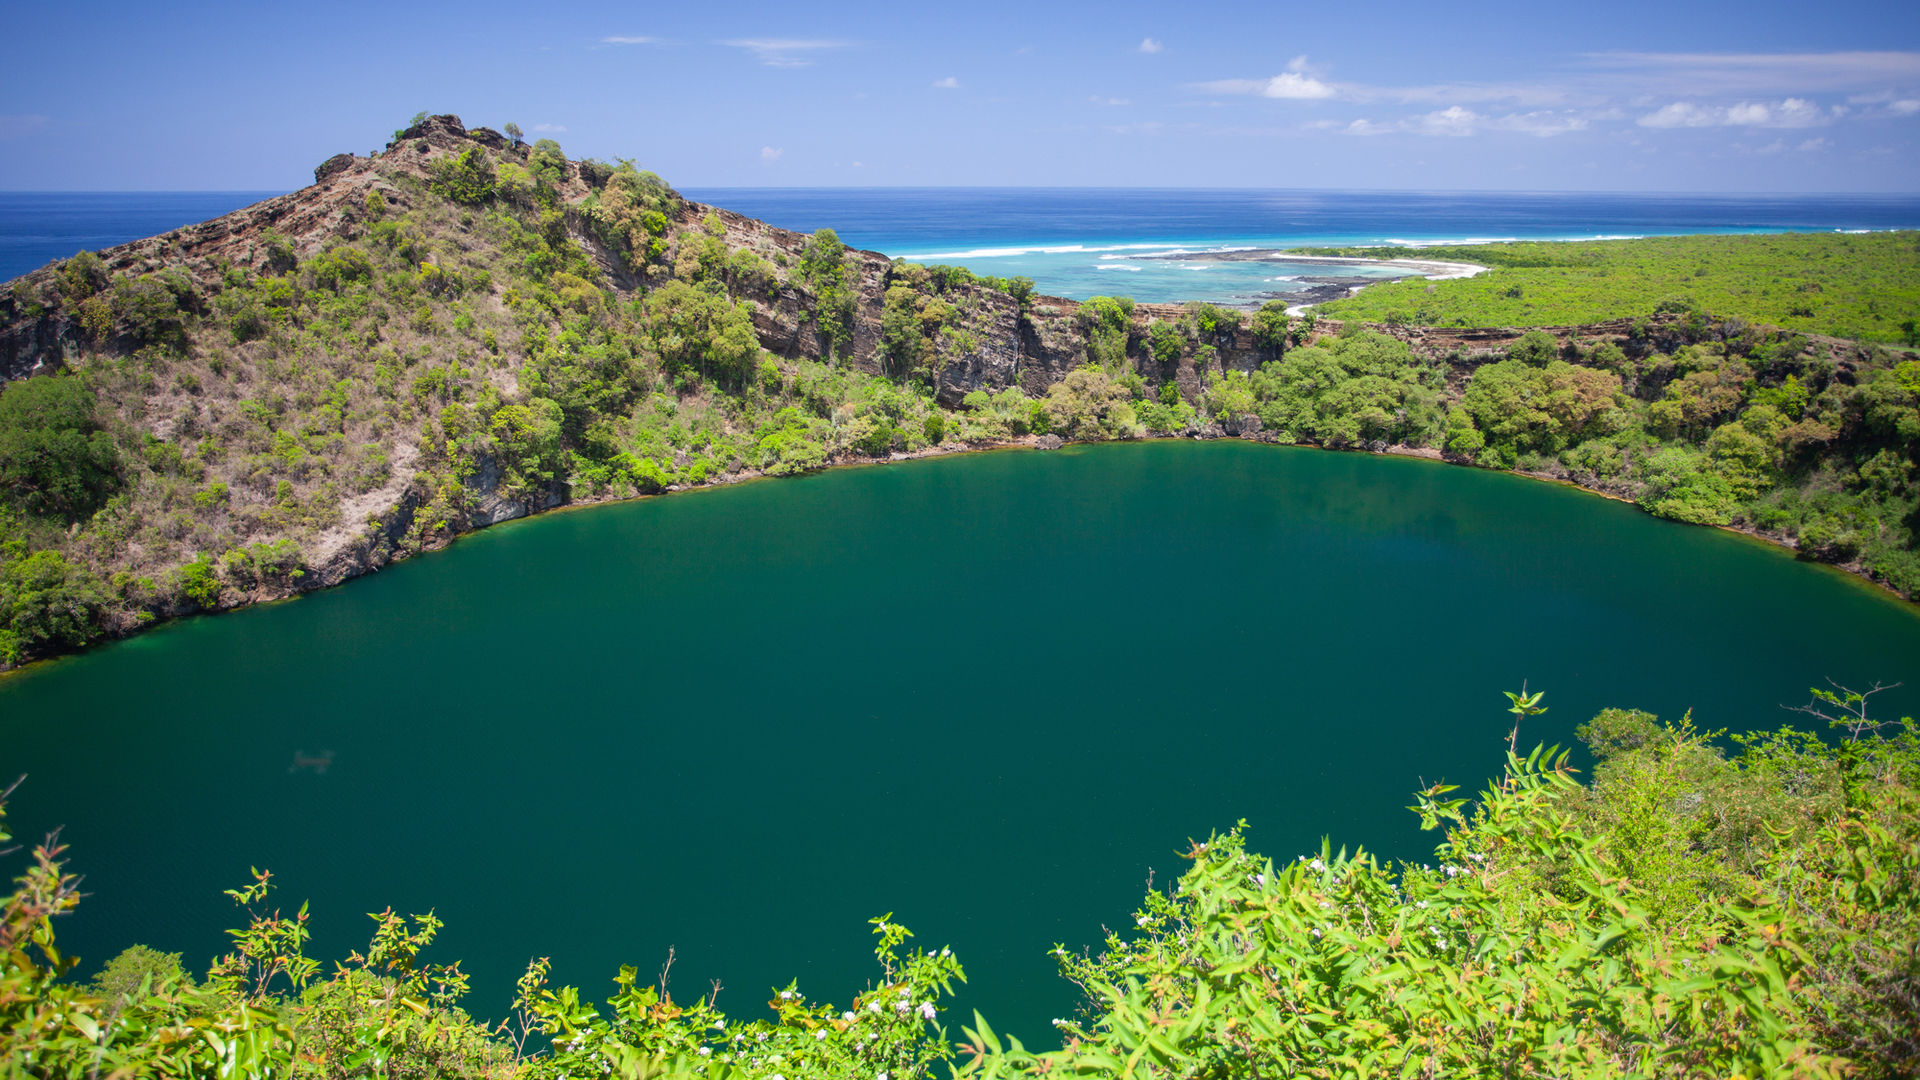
left=3, top=441, right=1918, bottom=1041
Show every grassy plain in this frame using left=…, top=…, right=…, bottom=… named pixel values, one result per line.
left=1297, top=232, right=1920, bottom=343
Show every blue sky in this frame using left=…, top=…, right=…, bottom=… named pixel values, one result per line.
left=4, top=0, right=1918, bottom=191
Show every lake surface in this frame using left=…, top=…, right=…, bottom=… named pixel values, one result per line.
left=3, top=441, right=1917, bottom=1041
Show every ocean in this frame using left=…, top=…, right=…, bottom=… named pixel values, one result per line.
left=4, top=188, right=1917, bottom=305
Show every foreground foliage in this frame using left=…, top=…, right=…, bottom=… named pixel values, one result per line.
left=4, top=686, right=1917, bottom=1078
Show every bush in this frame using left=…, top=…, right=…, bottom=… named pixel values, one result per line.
left=0, top=373, right=121, bottom=521
left=1507, top=329, right=1559, bottom=365
left=428, top=147, right=497, bottom=205
left=0, top=548, right=110, bottom=662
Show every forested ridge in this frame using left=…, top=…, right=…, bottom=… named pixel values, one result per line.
left=5, top=687, right=1917, bottom=1077
left=1, top=115, right=1918, bottom=671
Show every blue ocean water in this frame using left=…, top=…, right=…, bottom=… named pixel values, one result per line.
left=684, top=188, right=1920, bottom=304
left=5, top=188, right=1917, bottom=304
left=0, top=192, right=280, bottom=283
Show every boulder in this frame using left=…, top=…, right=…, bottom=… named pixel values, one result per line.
left=314, top=153, right=356, bottom=185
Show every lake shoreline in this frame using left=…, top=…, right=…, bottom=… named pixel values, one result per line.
left=15, top=426, right=1904, bottom=681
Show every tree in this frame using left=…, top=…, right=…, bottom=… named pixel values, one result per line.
left=0, top=373, right=120, bottom=521
left=1251, top=300, right=1291, bottom=353
left=503, top=121, right=524, bottom=148
left=1507, top=329, right=1559, bottom=366
left=428, top=148, right=496, bottom=205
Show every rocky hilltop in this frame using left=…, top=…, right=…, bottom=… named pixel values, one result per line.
left=0, top=115, right=1912, bottom=666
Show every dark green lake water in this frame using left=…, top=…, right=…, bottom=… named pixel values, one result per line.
left=4, top=441, right=1918, bottom=1041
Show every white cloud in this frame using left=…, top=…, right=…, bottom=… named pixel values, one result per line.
left=1639, top=97, right=1827, bottom=128
left=1262, top=71, right=1336, bottom=99
left=1090, top=95, right=1130, bottom=107
left=600, top=35, right=657, bottom=45
left=1346, top=118, right=1388, bottom=136
left=932, top=76, right=960, bottom=89
left=1892, top=99, right=1920, bottom=115
left=1138, top=37, right=1163, bottom=54
left=0, top=114, right=49, bottom=139
left=1799, top=137, right=1832, bottom=152
left=760, top=146, right=783, bottom=161
left=530, top=122, right=567, bottom=133
left=1408, top=106, right=1481, bottom=136
left=722, top=38, right=851, bottom=68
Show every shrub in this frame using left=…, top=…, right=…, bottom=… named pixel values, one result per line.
left=0, top=373, right=121, bottom=521
left=428, top=148, right=497, bottom=205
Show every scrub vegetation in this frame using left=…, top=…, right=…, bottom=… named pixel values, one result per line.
left=1, top=117, right=1918, bottom=670
left=6, top=686, right=1917, bottom=1077
left=1296, top=233, right=1920, bottom=345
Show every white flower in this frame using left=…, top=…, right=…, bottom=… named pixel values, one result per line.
left=843, top=1011, right=856, bottom=1022
left=867, top=1000, right=882, bottom=1014
left=878, top=1073, right=890, bottom=1080
left=1253, top=873, right=1266, bottom=886
left=1309, top=858, right=1325, bottom=871
left=895, top=1000, right=911, bottom=1014
left=697, top=1047, right=711, bottom=1056
left=898, top=987, right=911, bottom=997
left=1136, top=915, right=1151, bottom=927
left=940, top=947, right=951, bottom=957
left=1416, top=901, right=1429, bottom=909
left=815, top=1030, right=827, bottom=1040
left=1051, top=1018, right=1065, bottom=1027
left=918, top=1002, right=937, bottom=1020
left=1311, top=928, right=1322, bottom=938
left=779, top=990, right=794, bottom=1000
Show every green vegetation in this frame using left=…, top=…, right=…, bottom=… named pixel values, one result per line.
left=2, top=122, right=1918, bottom=670
left=0, top=373, right=121, bottom=521
left=6, top=685, right=1917, bottom=1077
left=1440, top=326, right=1920, bottom=595
left=1299, top=232, right=1920, bottom=343
left=0, top=128, right=1063, bottom=665
left=1206, top=323, right=1447, bottom=446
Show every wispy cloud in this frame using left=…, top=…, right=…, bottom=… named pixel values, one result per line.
left=530, top=122, right=567, bottom=133
left=760, top=146, right=783, bottom=161
left=0, top=114, right=49, bottom=139
left=1344, top=108, right=1588, bottom=138
left=1090, top=95, right=1130, bottom=107
left=932, top=76, right=960, bottom=89
left=722, top=38, right=851, bottom=68
left=1638, top=97, right=1826, bottom=128
left=1582, top=51, right=1920, bottom=94
left=600, top=35, right=657, bottom=46
left=1138, top=37, right=1163, bottom=54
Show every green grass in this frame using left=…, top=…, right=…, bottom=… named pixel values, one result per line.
left=1294, top=232, right=1920, bottom=343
